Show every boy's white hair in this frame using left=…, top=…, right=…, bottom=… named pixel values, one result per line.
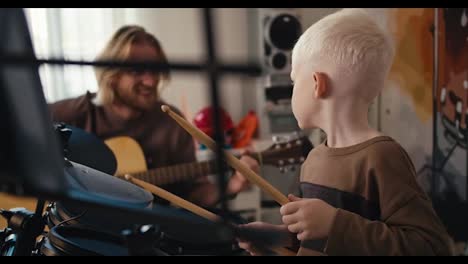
left=292, top=8, right=395, bottom=100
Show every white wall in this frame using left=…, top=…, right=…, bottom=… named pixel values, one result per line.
left=300, top=8, right=342, bottom=28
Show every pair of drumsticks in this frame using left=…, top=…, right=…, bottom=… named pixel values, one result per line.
left=123, top=105, right=296, bottom=256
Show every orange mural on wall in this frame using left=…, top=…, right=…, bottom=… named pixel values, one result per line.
left=387, top=8, right=434, bottom=122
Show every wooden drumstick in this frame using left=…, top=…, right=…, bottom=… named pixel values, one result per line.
left=124, top=174, right=221, bottom=222
left=123, top=174, right=296, bottom=256
left=161, top=105, right=289, bottom=206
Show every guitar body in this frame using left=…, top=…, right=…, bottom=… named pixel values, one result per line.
left=104, top=136, right=148, bottom=176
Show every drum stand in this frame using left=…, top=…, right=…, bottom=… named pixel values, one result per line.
left=0, top=199, right=46, bottom=256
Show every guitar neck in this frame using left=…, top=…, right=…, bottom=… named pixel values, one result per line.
left=131, top=152, right=260, bottom=186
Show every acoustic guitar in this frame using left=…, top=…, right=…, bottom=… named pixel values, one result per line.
left=104, top=135, right=313, bottom=186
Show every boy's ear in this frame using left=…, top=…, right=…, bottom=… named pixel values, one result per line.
left=313, top=72, right=327, bottom=98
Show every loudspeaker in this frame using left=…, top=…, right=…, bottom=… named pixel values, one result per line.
left=261, top=9, right=302, bottom=80
left=245, top=9, right=303, bottom=137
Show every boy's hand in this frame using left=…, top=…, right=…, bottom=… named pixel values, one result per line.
left=280, top=194, right=337, bottom=241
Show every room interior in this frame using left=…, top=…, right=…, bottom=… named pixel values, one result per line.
left=0, top=8, right=466, bottom=256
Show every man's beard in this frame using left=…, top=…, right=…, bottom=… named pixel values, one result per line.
left=114, top=86, right=158, bottom=112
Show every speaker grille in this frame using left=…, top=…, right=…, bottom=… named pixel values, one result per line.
left=268, top=14, right=301, bottom=50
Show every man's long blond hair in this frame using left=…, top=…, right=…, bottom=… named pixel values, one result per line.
left=93, top=25, right=170, bottom=106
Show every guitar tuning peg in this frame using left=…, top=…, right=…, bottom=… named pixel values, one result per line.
left=284, top=134, right=292, bottom=142
left=288, top=158, right=295, bottom=164
left=272, top=135, right=280, bottom=143
left=273, top=135, right=288, bottom=144
left=278, top=160, right=285, bottom=166
left=299, top=157, right=305, bottom=163
left=279, top=166, right=289, bottom=173
left=292, top=131, right=301, bottom=139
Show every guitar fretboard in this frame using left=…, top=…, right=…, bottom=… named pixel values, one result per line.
left=108, top=135, right=312, bottom=187
left=131, top=160, right=218, bottom=186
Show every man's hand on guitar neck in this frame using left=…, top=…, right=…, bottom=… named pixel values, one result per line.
left=184, top=149, right=259, bottom=208
left=227, top=150, right=259, bottom=196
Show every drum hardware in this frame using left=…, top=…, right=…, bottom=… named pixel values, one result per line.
left=37, top=225, right=128, bottom=256
left=122, top=224, right=169, bottom=256
left=44, top=202, right=88, bottom=229
left=0, top=120, right=242, bottom=256
left=0, top=226, right=15, bottom=256
left=0, top=123, right=77, bottom=256
left=0, top=123, right=115, bottom=256
left=33, top=224, right=169, bottom=256
left=0, top=205, right=46, bottom=256
left=54, top=122, right=73, bottom=158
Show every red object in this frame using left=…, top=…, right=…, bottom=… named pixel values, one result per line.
left=193, top=106, right=235, bottom=142
left=232, top=110, right=258, bottom=148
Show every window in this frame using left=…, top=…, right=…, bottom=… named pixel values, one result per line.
left=24, top=8, right=121, bottom=102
